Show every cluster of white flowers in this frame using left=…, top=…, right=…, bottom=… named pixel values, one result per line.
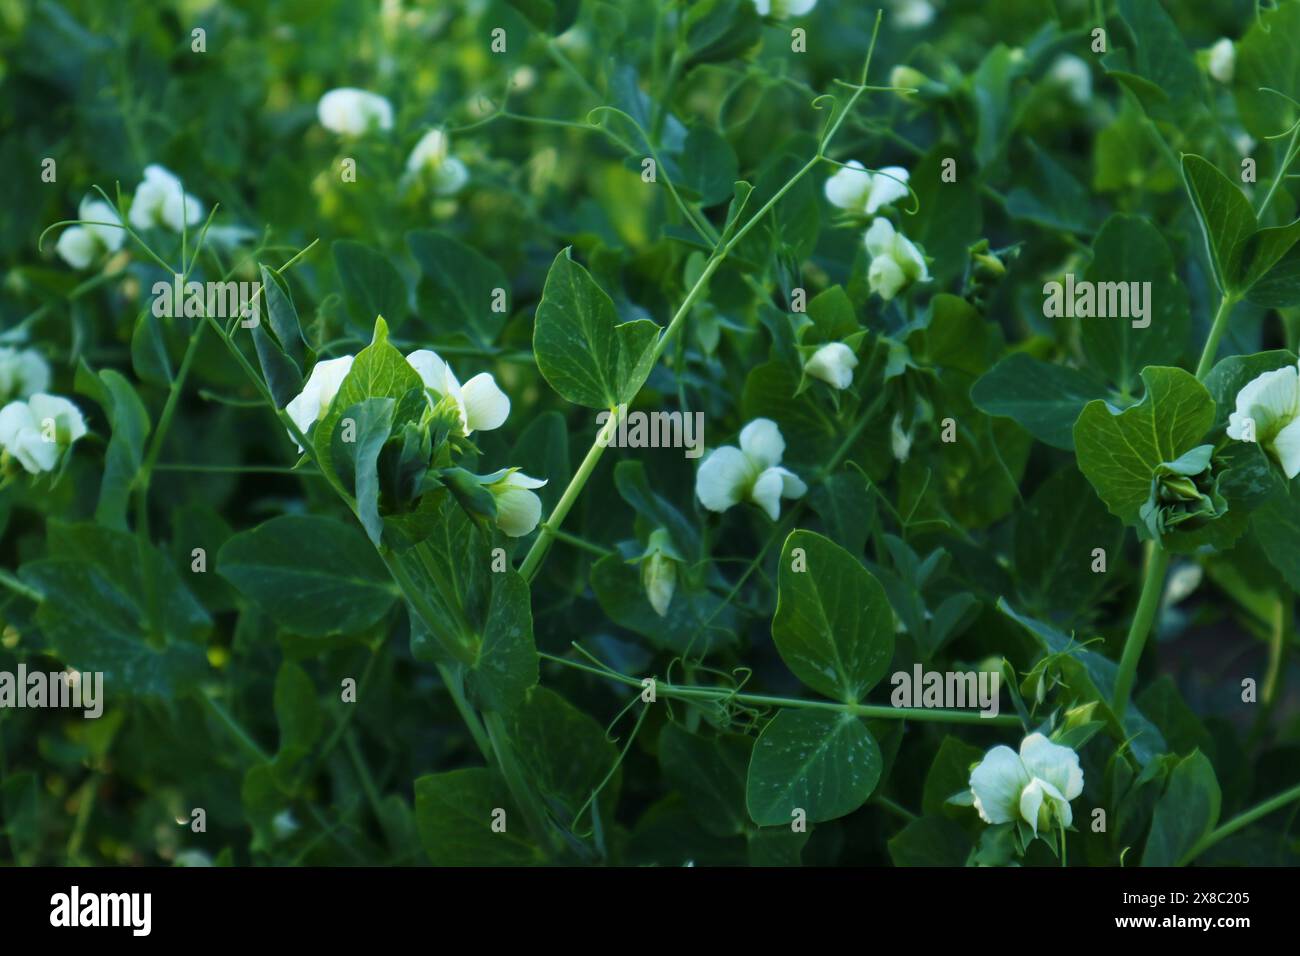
left=0, top=349, right=85, bottom=476
left=317, top=88, right=469, bottom=197
left=56, top=163, right=213, bottom=271
left=695, top=418, right=806, bottom=521
left=824, top=161, right=929, bottom=301
left=284, top=350, right=544, bottom=536
left=1226, top=358, right=1300, bottom=478
left=969, top=733, right=1084, bottom=835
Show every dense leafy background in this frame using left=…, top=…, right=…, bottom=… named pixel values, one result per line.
left=0, top=0, right=1298, bottom=867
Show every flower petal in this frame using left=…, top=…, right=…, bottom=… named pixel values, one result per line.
left=695, top=446, right=755, bottom=512
left=739, top=418, right=786, bottom=468
left=824, top=160, right=872, bottom=212
left=863, top=217, right=897, bottom=258
left=461, top=372, right=511, bottom=432
left=1019, top=732, right=1084, bottom=801
left=1271, top=417, right=1300, bottom=479
left=864, top=166, right=909, bottom=214
left=749, top=467, right=785, bottom=520
left=969, top=745, right=1029, bottom=825
left=494, top=486, right=542, bottom=537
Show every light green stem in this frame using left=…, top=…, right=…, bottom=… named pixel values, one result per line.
left=543, top=652, right=1019, bottom=725
left=1180, top=782, right=1300, bottom=865
left=1193, top=292, right=1239, bottom=379
left=1111, top=542, right=1170, bottom=719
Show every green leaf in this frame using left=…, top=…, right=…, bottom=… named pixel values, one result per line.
left=270, top=661, right=322, bottom=786
left=773, top=530, right=895, bottom=704
left=745, top=709, right=881, bottom=826
left=1142, top=750, right=1220, bottom=866
left=75, top=364, right=150, bottom=531
left=808, top=469, right=876, bottom=556
left=659, top=724, right=751, bottom=837
left=20, top=523, right=209, bottom=697
left=1080, top=215, right=1190, bottom=392
left=888, top=816, right=971, bottom=866
left=312, top=317, right=425, bottom=489
left=1073, top=366, right=1215, bottom=526
left=1183, top=154, right=1256, bottom=294
left=408, top=230, right=511, bottom=347
left=1005, top=140, right=1097, bottom=234
left=500, top=687, right=620, bottom=827
left=414, top=768, right=539, bottom=865
left=677, top=125, right=740, bottom=207
left=507, top=0, right=580, bottom=34
left=333, top=240, right=407, bottom=330
left=533, top=248, right=661, bottom=408
left=973, top=45, right=1022, bottom=169
left=217, top=514, right=398, bottom=636
left=130, top=309, right=174, bottom=386
left=922, top=735, right=984, bottom=817
left=972, top=353, right=1109, bottom=450
left=589, top=552, right=738, bottom=655
left=331, top=397, right=396, bottom=547
left=682, top=0, right=761, bottom=68
left=466, top=569, right=539, bottom=713
left=251, top=322, right=304, bottom=410
left=1015, top=466, right=1124, bottom=614
left=1102, top=0, right=1201, bottom=123
left=1253, top=479, right=1300, bottom=591
left=259, top=266, right=306, bottom=359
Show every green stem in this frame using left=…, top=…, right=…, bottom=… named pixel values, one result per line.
left=1111, top=541, right=1170, bottom=719
left=1257, top=123, right=1300, bottom=219
left=1179, top=782, right=1300, bottom=865
left=483, top=711, right=567, bottom=860
left=543, top=651, right=1019, bottom=725
left=1193, top=292, right=1239, bottom=379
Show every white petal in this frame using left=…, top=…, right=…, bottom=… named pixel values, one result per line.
left=864, top=166, right=909, bottom=215
left=1208, top=38, right=1235, bottom=84
left=863, top=217, right=897, bottom=258
left=1019, top=732, right=1084, bottom=801
left=824, top=160, right=872, bottom=212
left=406, top=349, right=458, bottom=395
left=27, top=394, right=87, bottom=444
left=318, top=88, right=392, bottom=135
left=1232, top=365, right=1300, bottom=440
left=869, top=254, right=906, bottom=300
left=80, top=198, right=125, bottom=251
left=0, top=401, right=37, bottom=448
left=504, top=470, right=547, bottom=490
left=749, top=467, right=785, bottom=520
left=770, top=465, right=807, bottom=499
left=805, top=342, right=858, bottom=389
left=13, top=351, right=50, bottom=398
left=129, top=177, right=167, bottom=230
left=739, top=418, right=785, bottom=468
left=1018, top=778, right=1047, bottom=834
left=494, top=486, right=542, bottom=537
left=460, top=372, right=510, bottom=433
left=55, top=228, right=98, bottom=270
left=695, top=446, right=756, bottom=512
left=432, top=157, right=469, bottom=196
left=406, top=129, right=449, bottom=173
left=894, top=231, right=929, bottom=281
left=1271, top=417, right=1300, bottom=479
left=161, top=189, right=204, bottom=233
left=969, top=745, right=1029, bottom=825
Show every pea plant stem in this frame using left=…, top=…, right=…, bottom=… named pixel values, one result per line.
left=1179, top=781, right=1300, bottom=865
left=1113, top=286, right=1238, bottom=720
left=541, top=651, right=1020, bottom=725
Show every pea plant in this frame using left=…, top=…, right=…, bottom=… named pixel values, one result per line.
left=2, top=0, right=1299, bottom=868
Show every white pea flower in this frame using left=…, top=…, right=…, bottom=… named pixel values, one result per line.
left=0, top=394, right=88, bottom=475
left=824, top=161, right=910, bottom=216
left=56, top=197, right=125, bottom=269
left=406, top=129, right=469, bottom=196
left=1225, top=359, right=1300, bottom=478
left=1048, top=54, right=1092, bottom=105
left=865, top=217, right=929, bottom=300
left=129, top=165, right=204, bottom=233
left=1208, top=38, right=1235, bottom=84
left=0, top=348, right=51, bottom=403
left=753, top=0, right=817, bottom=17
left=406, top=350, right=509, bottom=436
left=892, top=0, right=934, bottom=28
left=805, top=342, right=858, bottom=390
left=696, top=418, right=807, bottom=521
left=890, top=412, right=912, bottom=463
left=484, top=469, right=547, bottom=537
left=317, top=88, right=394, bottom=136
left=969, top=733, right=1084, bottom=835
left=284, top=355, right=355, bottom=449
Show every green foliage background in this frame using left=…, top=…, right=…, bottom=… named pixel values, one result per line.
left=1, top=0, right=1299, bottom=866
